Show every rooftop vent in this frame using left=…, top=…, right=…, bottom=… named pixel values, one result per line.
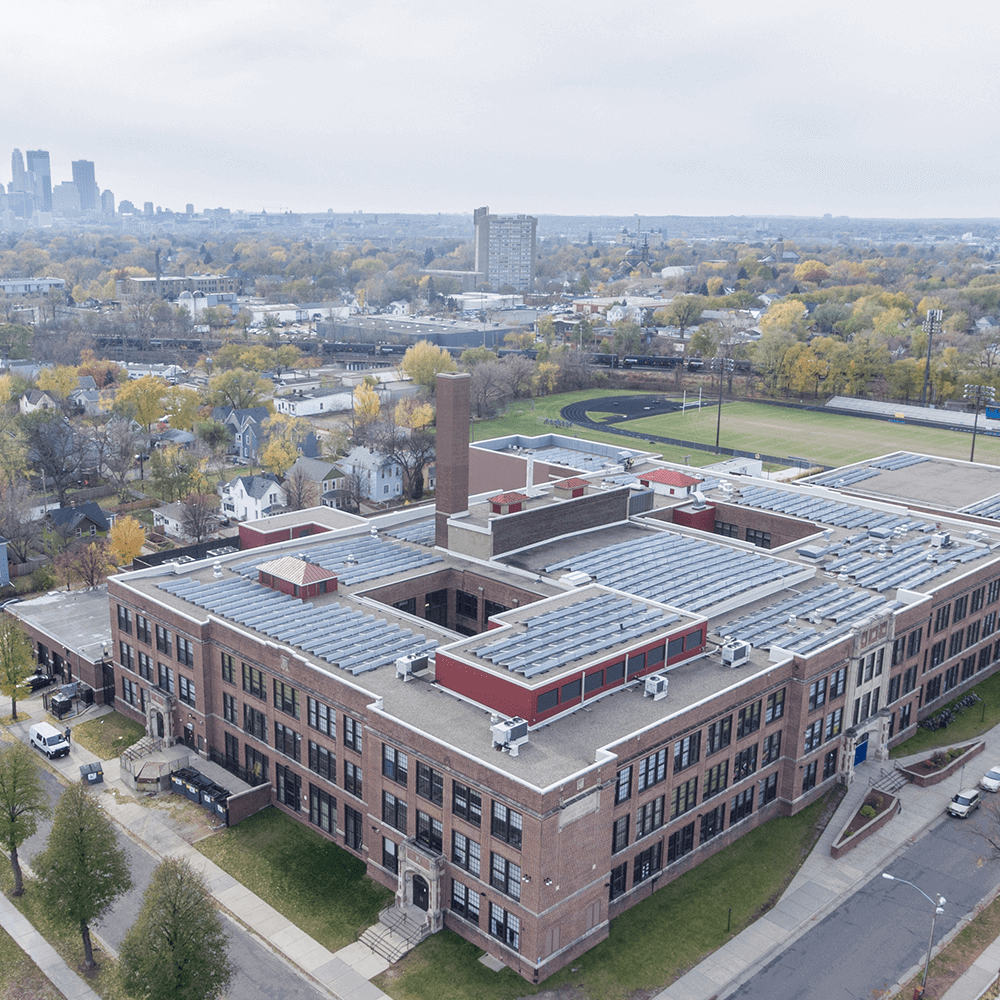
left=643, top=673, right=669, bottom=701
left=691, top=490, right=707, bottom=509
left=491, top=716, right=529, bottom=757
left=213, top=561, right=223, bottom=579
left=932, top=531, right=951, bottom=548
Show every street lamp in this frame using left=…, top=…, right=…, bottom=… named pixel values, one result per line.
left=881, top=872, right=945, bottom=996
left=963, top=383, right=996, bottom=463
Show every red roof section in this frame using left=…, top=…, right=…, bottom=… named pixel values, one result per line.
left=639, top=469, right=702, bottom=487
left=258, top=556, right=338, bottom=587
left=554, top=478, right=589, bottom=489
left=490, top=491, right=529, bottom=505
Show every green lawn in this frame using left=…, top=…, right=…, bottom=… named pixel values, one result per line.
left=72, top=712, right=146, bottom=761
left=474, top=391, right=1000, bottom=470
left=890, top=670, right=1000, bottom=759
left=374, top=792, right=835, bottom=1000
left=196, top=806, right=393, bottom=951
left=0, top=923, right=61, bottom=1000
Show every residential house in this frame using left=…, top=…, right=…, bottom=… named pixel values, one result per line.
left=19, top=389, right=59, bottom=415
left=218, top=474, right=286, bottom=521
left=273, top=387, right=353, bottom=418
left=337, top=445, right=403, bottom=501
left=285, top=456, right=345, bottom=508
left=47, top=501, right=112, bottom=539
left=152, top=502, right=189, bottom=539
left=212, top=406, right=271, bottom=464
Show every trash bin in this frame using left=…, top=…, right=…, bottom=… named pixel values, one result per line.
left=50, top=694, right=73, bottom=720
left=79, top=762, right=104, bottom=785
left=170, top=766, right=199, bottom=797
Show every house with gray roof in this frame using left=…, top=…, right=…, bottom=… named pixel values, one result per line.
left=218, top=473, right=286, bottom=521
left=47, top=502, right=112, bottom=539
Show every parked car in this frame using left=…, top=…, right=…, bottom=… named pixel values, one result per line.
left=947, top=788, right=982, bottom=818
left=24, top=673, right=54, bottom=692
left=980, top=765, right=1000, bottom=793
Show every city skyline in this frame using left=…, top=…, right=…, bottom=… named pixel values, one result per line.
left=4, top=1, right=1000, bottom=220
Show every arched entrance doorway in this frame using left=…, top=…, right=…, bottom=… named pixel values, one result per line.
left=412, top=874, right=429, bottom=911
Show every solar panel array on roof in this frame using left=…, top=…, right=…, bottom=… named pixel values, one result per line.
left=157, top=576, right=437, bottom=676
left=234, top=535, right=441, bottom=586
left=387, top=520, right=437, bottom=546
left=543, top=531, right=801, bottom=612
left=472, top=593, right=679, bottom=679
left=733, top=486, right=917, bottom=533
left=871, top=453, right=930, bottom=471
left=959, top=494, right=1000, bottom=520
left=809, top=468, right=880, bottom=488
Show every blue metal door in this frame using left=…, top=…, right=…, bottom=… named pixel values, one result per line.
left=854, top=735, right=869, bottom=766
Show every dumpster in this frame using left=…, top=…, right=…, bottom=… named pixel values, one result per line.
left=50, top=694, right=73, bottom=720
left=79, top=762, right=104, bottom=785
left=199, top=781, right=226, bottom=808
left=170, top=766, right=199, bottom=798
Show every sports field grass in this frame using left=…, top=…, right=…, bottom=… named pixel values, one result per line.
left=476, top=391, right=1000, bottom=469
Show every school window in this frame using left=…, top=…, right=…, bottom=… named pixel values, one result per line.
left=802, top=761, right=818, bottom=793
left=765, top=689, right=785, bottom=723
left=930, top=641, right=946, bottom=667
left=825, top=708, right=843, bottom=741
left=382, top=791, right=407, bottom=833
left=157, top=662, right=174, bottom=694
left=760, top=772, right=778, bottom=806
left=615, top=765, right=632, bottom=804
left=953, top=595, right=969, bottom=622
left=989, top=579, right=1000, bottom=604
left=484, top=599, right=509, bottom=619
left=829, top=667, right=847, bottom=699
left=117, top=605, right=132, bottom=634
left=736, top=701, right=761, bottom=739
left=343, top=716, right=362, bottom=753
left=490, top=853, right=521, bottom=900
left=762, top=731, right=782, bottom=766
left=307, top=739, right=334, bottom=777
left=275, top=764, right=300, bottom=812
left=245, top=746, right=268, bottom=783
left=673, top=732, right=700, bottom=774
left=949, top=630, right=964, bottom=658
left=382, top=837, right=399, bottom=874
left=980, top=647, right=993, bottom=672
left=633, top=841, right=663, bottom=884
left=666, top=822, right=695, bottom=864
left=416, top=811, right=443, bottom=853
left=637, top=748, right=668, bottom=791
left=934, top=605, right=950, bottom=633
left=307, top=697, right=335, bottom=738
left=967, top=620, right=981, bottom=646
left=823, top=749, right=838, bottom=780
left=808, top=678, right=827, bottom=712
left=243, top=705, right=267, bottom=743
left=903, top=665, right=918, bottom=694
left=907, top=629, right=922, bottom=658
left=453, top=782, right=482, bottom=826
left=892, top=635, right=905, bottom=666
left=242, top=663, right=266, bottom=700
left=700, top=803, right=726, bottom=843
left=731, top=786, right=755, bottom=823
left=119, top=641, right=134, bottom=671
left=121, top=677, right=137, bottom=706
left=900, top=703, right=912, bottom=729
left=635, top=796, right=665, bottom=838
left=714, top=520, right=739, bottom=538
left=706, top=716, right=732, bottom=755
left=343, top=760, right=362, bottom=798
left=962, top=655, right=976, bottom=681
left=456, top=590, right=478, bottom=619
left=612, top=815, right=630, bottom=854
left=309, top=784, right=336, bottom=834
left=704, top=760, right=728, bottom=799
left=452, top=831, right=481, bottom=876
left=178, top=675, right=196, bottom=707
left=137, top=651, right=153, bottom=682
left=733, top=744, right=758, bottom=779
left=417, top=762, right=444, bottom=805
left=926, top=675, right=942, bottom=702
left=609, top=861, right=628, bottom=900
left=274, top=680, right=300, bottom=719
left=382, top=744, right=408, bottom=785
left=984, top=612, right=998, bottom=638
left=888, top=674, right=901, bottom=703
left=491, top=802, right=523, bottom=849
left=176, top=636, right=193, bottom=667
left=223, top=692, right=237, bottom=725
left=803, top=720, right=822, bottom=753
left=944, top=664, right=960, bottom=691
left=489, top=903, right=520, bottom=952
left=971, top=587, right=986, bottom=613
left=344, top=805, right=363, bottom=851
left=670, top=777, right=698, bottom=819
left=451, top=879, right=480, bottom=925
left=221, top=652, right=235, bottom=684
left=155, top=624, right=172, bottom=656
left=135, top=615, right=151, bottom=644
left=745, top=527, right=771, bottom=549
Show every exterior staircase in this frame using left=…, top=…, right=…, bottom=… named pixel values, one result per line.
left=869, top=765, right=909, bottom=794
left=359, top=905, right=433, bottom=963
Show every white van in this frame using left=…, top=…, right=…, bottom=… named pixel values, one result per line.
left=29, top=722, right=70, bottom=760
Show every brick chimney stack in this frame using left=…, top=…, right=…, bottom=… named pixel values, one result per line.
left=435, top=372, right=471, bottom=549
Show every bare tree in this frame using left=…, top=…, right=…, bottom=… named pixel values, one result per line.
left=55, top=539, right=114, bottom=588
left=339, top=471, right=369, bottom=514
left=24, top=411, right=80, bottom=506
left=284, top=467, right=319, bottom=511
left=180, top=493, right=218, bottom=542
left=0, top=478, right=42, bottom=563
left=469, top=360, right=507, bottom=419
left=124, top=294, right=158, bottom=351
left=103, top=418, right=141, bottom=501
left=498, top=354, right=535, bottom=398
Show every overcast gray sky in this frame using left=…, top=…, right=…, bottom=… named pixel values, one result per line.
left=6, top=0, right=999, bottom=219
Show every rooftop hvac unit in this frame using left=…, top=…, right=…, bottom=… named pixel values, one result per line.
left=491, top=716, right=529, bottom=757
left=395, top=654, right=429, bottom=681
left=932, top=531, right=951, bottom=548
left=643, top=673, right=669, bottom=701
left=721, top=640, right=751, bottom=669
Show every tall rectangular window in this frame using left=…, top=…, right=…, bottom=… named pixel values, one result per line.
left=451, top=879, right=480, bottom=925
left=825, top=708, right=843, bottom=741
left=733, top=744, right=758, bottom=779
left=731, top=786, right=755, bottom=823
left=673, top=732, right=700, bottom=773
left=178, top=675, right=196, bottom=707
left=157, top=663, right=174, bottom=694
left=829, top=667, right=847, bottom=699
left=176, top=636, right=193, bottom=667
left=633, top=841, right=663, bottom=884
left=670, top=777, right=698, bottom=819
left=382, top=791, right=407, bottom=833
left=765, top=689, right=785, bottom=723
left=490, top=853, right=521, bottom=900
left=117, top=605, right=132, bottom=634
left=307, top=697, right=335, bottom=738
left=242, top=663, right=266, bottom=700
left=489, top=903, right=520, bottom=952
left=615, top=766, right=632, bottom=804
left=759, top=772, right=778, bottom=805
left=804, top=721, right=823, bottom=753
left=635, top=795, right=665, bottom=838
left=700, top=803, right=726, bottom=843
left=666, top=822, right=695, bottom=864
left=934, top=605, right=950, bottom=633
left=344, top=805, right=363, bottom=851
left=119, top=641, right=134, bottom=671
left=137, top=651, right=153, bottom=682
left=491, top=802, right=523, bottom=849
left=953, top=595, right=969, bottom=622
left=416, top=811, right=443, bottom=853
left=456, top=590, right=478, bottom=619
left=706, top=716, right=732, bottom=755
left=382, top=837, right=399, bottom=874
left=802, top=760, right=818, bottom=793
left=453, top=782, right=482, bottom=826
left=155, top=624, right=172, bottom=656
left=452, top=831, right=481, bottom=877
left=637, top=748, right=668, bottom=791
left=243, top=705, right=267, bottom=743
left=416, top=762, right=444, bottom=805
left=907, top=629, right=922, bottom=658
left=609, top=862, right=628, bottom=901
left=273, top=680, right=300, bottom=719
left=704, top=761, right=728, bottom=799
left=343, top=716, right=362, bottom=753
left=612, top=815, right=630, bottom=854
left=223, top=692, right=237, bottom=725
left=382, top=744, right=408, bottom=785
left=245, top=746, right=268, bottom=783
left=221, top=652, right=234, bottom=684
left=808, top=678, right=827, bottom=712
left=343, top=761, right=362, bottom=799
left=135, top=615, right=151, bottom=644
left=306, top=740, right=333, bottom=777
left=275, top=764, right=300, bottom=811
left=823, top=749, right=838, bottom=780
left=737, top=701, right=761, bottom=739
left=762, top=731, right=781, bottom=766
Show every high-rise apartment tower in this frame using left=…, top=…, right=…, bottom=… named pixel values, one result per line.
left=473, top=206, right=537, bottom=292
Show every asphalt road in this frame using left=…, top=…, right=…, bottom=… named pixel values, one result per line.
left=730, top=814, right=998, bottom=1000
left=20, top=770, right=330, bottom=1000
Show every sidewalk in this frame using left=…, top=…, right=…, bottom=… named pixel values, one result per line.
left=3, top=697, right=391, bottom=1000
left=655, top=727, right=1000, bottom=1000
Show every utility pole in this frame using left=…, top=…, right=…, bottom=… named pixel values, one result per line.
left=963, top=383, right=995, bottom=462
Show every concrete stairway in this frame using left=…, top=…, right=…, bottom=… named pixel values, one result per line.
left=359, top=905, right=432, bottom=963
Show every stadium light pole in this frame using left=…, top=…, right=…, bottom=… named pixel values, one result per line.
left=715, top=358, right=733, bottom=453
left=920, top=309, right=943, bottom=407
left=881, top=873, right=945, bottom=997
left=963, top=383, right=995, bottom=463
